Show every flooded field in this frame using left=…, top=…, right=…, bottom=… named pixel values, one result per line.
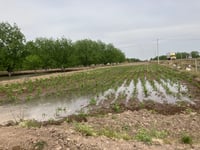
left=0, top=64, right=199, bottom=124
left=95, top=79, right=193, bottom=106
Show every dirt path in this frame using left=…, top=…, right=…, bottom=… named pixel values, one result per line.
left=0, top=109, right=199, bottom=150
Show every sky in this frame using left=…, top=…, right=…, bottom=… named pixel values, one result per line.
left=0, top=0, right=200, bottom=60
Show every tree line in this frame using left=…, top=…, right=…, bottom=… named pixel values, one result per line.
left=151, top=51, right=200, bottom=60
left=0, top=22, right=126, bottom=75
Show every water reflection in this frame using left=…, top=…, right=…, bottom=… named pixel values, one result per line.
left=95, top=79, right=193, bottom=104
left=0, top=96, right=89, bottom=124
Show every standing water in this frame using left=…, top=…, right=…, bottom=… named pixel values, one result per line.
left=0, top=96, right=90, bottom=124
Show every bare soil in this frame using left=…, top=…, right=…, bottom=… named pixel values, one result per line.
left=0, top=109, right=200, bottom=150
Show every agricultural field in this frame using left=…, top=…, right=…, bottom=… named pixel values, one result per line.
left=0, top=63, right=200, bottom=149
left=0, top=63, right=200, bottom=121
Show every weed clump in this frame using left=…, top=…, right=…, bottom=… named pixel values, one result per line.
left=74, top=123, right=132, bottom=140
left=181, top=134, right=192, bottom=144
left=135, top=128, right=152, bottom=143
left=112, top=103, right=121, bottom=112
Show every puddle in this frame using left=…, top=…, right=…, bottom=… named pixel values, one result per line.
left=0, top=96, right=89, bottom=124
left=143, top=80, right=164, bottom=103
left=96, top=89, right=115, bottom=105
left=95, top=80, right=134, bottom=105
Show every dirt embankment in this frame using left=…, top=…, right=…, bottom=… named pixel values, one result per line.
left=0, top=109, right=200, bottom=150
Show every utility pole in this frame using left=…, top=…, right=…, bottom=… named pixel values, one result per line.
left=157, top=39, right=159, bottom=64
left=195, top=59, right=198, bottom=72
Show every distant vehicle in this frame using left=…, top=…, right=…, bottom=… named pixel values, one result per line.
left=167, top=52, right=176, bottom=60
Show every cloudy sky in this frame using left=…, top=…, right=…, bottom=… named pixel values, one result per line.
left=0, top=0, right=200, bottom=60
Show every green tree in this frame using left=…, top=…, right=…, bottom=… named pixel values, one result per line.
left=126, top=58, right=141, bottom=62
left=73, top=39, right=95, bottom=66
left=23, top=54, right=42, bottom=70
left=25, top=38, right=78, bottom=70
left=34, top=38, right=55, bottom=69
left=151, top=55, right=167, bottom=60
left=176, top=52, right=189, bottom=59
left=104, top=44, right=125, bottom=64
left=0, top=22, right=26, bottom=76
left=73, top=39, right=125, bottom=66
left=191, top=51, right=199, bottom=58
left=53, top=38, right=75, bottom=68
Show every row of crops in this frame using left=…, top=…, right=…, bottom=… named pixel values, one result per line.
left=0, top=64, right=198, bottom=105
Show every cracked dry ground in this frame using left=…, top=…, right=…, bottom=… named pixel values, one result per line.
left=0, top=109, right=200, bottom=150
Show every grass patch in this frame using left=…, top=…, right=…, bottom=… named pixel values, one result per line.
left=74, top=123, right=96, bottom=136
left=99, top=127, right=132, bottom=140
left=74, top=123, right=132, bottom=140
left=135, top=128, right=168, bottom=144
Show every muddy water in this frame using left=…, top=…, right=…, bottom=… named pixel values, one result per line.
left=0, top=96, right=90, bottom=124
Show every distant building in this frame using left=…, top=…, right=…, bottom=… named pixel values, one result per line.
left=167, top=52, right=176, bottom=60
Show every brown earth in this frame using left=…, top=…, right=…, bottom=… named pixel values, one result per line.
left=0, top=109, right=200, bottom=150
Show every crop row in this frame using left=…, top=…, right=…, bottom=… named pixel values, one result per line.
left=0, top=64, right=198, bottom=105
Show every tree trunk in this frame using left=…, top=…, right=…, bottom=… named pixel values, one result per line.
left=8, top=71, right=12, bottom=77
